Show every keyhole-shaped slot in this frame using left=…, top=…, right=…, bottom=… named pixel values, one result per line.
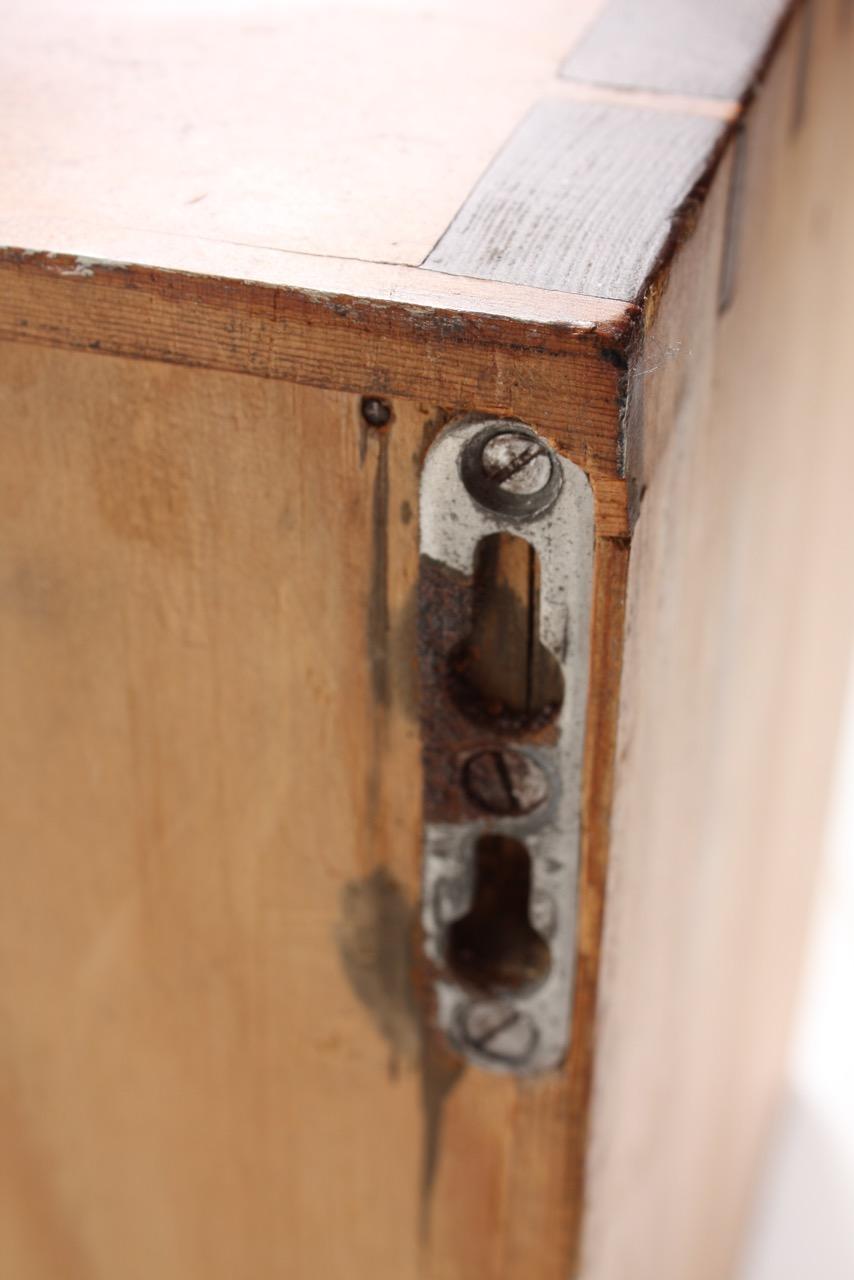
left=450, top=533, right=563, bottom=730
left=447, top=835, right=550, bottom=994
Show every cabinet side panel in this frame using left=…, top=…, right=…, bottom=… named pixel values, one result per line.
left=583, top=4, right=854, bottom=1278
left=0, top=349, right=434, bottom=1279
left=0, top=342, right=626, bottom=1280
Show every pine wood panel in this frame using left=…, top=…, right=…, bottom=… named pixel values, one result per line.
left=0, top=252, right=631, bottom=481
left=0, top=352, right=430, bottom=1279
left=0, top=342, right=628, bottom=1280
left=582, top=4, right=854, bottom=1277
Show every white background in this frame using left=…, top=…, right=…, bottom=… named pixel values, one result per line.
left=738, top=667, right=854, bottom=1278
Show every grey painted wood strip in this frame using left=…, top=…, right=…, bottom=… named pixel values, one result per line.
left=560, top=0, right=791, bottom=99
left=423, top=100, right=724, bottom=301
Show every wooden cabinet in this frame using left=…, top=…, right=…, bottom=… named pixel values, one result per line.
left=1, top=2, right=852, bottom=1277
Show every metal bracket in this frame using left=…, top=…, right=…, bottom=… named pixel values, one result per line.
left=418, top=415, right=594, bottom=1074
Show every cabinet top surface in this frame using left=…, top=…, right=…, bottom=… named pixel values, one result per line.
left=2, top=2, right=602, bottom=271
left=2, top=0, right=789, bottom=314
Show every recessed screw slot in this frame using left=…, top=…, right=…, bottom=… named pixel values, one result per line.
left=461, top=422, right=562, bottom=518
left=459, top=1002, right=539, bottom=1064
left=463, top=748, right=548, bottom=816
left=360, top=396, right=392, bottom=427
left=481, top=434, right=552, bottom=494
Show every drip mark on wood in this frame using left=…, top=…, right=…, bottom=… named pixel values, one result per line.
left=368, top=432, right=390, bottom=707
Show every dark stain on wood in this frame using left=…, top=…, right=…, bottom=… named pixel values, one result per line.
left=365, top=429, right=391, bottom=847
left=416, top=999, right=465, bottom=1242
left=337, top=869, right=421, bottom=1077
left=335, top=868, right=464, bottom=1236
left=600, top=345, right=629, bottom=372
left=368, top=430, right=390, bottom=709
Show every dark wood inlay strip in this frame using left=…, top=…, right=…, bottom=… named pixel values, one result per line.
left=423, top=100, right=724, bottom=302
left=559, top=0, right=791, bottom=99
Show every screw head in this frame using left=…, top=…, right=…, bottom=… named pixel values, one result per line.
left=463, top=748, right=548, bottom=816
left=360, top=396, right=392, bottom=427
left=480, top=433, right=553, bottom=496
left=459, top=1001, right=538, bottom=1064
left=460, top=422, right=562, bottom=518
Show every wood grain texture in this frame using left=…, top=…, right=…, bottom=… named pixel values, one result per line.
left=1, top=0, right=802, bottom=337
left=424, top=100, right=725, bottom=301
left=561, top=0, right=791, bottom=98
left=582, top=4, right=854, bottom=1277
left=1, top=3, right=848, bottom=1279
left=0, top=234, right=625, bottom=330
left=0, top=341, right=628, bottom=1280
left=0, top=252, right=632, bottom=480
left=0, top=356, right=431, bottom=1280
left=0, top=0, right=606, bottom=271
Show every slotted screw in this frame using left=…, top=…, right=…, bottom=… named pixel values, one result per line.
left=480, top=432, right=553, bottom=496
left=460, top=1002, right=538, bottom=1064
left=463, top=748, right=548, bottom=816
left=461, top=423, right=561, bottom=517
